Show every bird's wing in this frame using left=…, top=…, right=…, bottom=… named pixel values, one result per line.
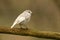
left=11, top=17, right=25, bottom=28
left=17, top=17, right=25, bottom=24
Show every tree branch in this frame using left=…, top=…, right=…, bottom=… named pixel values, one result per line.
left=0, top=26, right=60, bottom=39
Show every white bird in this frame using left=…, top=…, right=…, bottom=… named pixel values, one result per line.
left=11, top=10, right=32, bottom=29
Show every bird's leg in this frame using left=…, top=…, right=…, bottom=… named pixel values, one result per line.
left=19, top=24, right=28, bottom=30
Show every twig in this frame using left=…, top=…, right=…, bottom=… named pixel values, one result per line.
left=0, top=26, right=60, bottom=39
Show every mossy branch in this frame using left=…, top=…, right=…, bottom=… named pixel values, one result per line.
left=0, top=26, right=60, bottom=39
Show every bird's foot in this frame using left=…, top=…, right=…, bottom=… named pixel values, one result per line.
left=20, top=27, right=28, bottom=30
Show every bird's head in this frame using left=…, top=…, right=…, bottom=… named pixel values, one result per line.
left=25, top=10, right=32, bottom=14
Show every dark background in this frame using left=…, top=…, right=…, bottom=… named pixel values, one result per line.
left=0, top=0, right=60, bottom=40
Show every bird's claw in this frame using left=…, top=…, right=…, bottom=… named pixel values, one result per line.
left=20, top=27, right=28, bottom=30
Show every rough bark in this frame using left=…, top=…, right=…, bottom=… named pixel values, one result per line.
left=0, top=26, right=60, bottom=39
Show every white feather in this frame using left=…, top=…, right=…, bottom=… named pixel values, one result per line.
left=11, top=10, right=32, bottom=28
left=11, top=21, right=17, bottom=28
left=11, top=17, right=25, bottom=28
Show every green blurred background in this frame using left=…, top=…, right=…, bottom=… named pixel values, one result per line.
left=0, top=0, right=60, bottom=40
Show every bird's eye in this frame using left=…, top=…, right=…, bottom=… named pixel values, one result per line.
left=26, top=10, right=32, bottom=13
left=28, top=11, right=31, bottom=13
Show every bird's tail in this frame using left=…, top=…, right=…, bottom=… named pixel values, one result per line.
left=11, top=21, right=17, bottom=28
